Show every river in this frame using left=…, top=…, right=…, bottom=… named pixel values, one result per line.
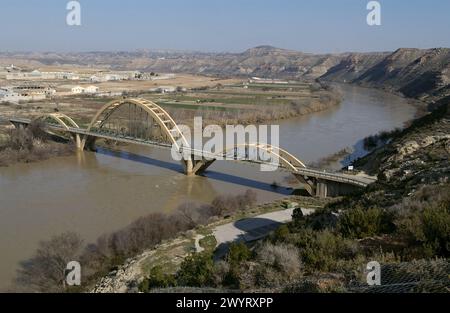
left=0, top=84, right=418, bottom=290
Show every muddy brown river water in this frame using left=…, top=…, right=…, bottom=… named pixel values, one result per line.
left=0, top=84, right=418, bottom=289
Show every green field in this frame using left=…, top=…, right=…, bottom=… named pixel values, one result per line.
left=142, top=82, right=315, bottom=113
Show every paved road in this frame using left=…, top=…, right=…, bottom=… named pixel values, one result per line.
left=213, top=208, right=315, bottom=245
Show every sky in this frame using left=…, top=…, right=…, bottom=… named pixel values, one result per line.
left=0, top=0, right=449, bottom=53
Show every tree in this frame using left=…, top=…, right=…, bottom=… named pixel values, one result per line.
left=15, top=232, right=83, bottom=292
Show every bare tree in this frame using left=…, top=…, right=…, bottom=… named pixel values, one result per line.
left=15, top=232, right=83, bottom=293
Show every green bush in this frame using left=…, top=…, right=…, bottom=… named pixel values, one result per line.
left=292, top=228, right=358, bottom=272
left=227, top=242, right=251, bottom=267
left=422, top=204, right=450, bottom=257
left=396, top=199, right=450, bottom=258
left=272, top=225, right=290, bottom=241
left=176, top=252, right=214, bottom=287
left=337, top=207, right=395, bottom=239
left=291, top=207, right=338, bottom=231
left=199, top=235, right=218, bottom=252
left=395, top=198, right=450, bottom=259
left=139, top=265, right=176, bottom=292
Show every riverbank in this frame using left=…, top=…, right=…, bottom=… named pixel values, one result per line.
left=0, top=122, right=75, bottom=167
left=304, top=81, right=431, bottom=170
left=132, top=98, right=450, bottom=294
left=7, top=190, right=331, bottom=293
left=91, top=196, right=331, bottom=293
left=139, top=81, right=343, bottom=128
left=0, top=84, right=419, bottom=290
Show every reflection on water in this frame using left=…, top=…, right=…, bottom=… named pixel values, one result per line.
left=0, top=84, right=418, bottom=289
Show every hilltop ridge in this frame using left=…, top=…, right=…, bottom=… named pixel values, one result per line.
left=1, top=46, right=448, bottom=102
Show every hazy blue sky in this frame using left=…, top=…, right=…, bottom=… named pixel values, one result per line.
left=0, top=0, right=449, bottom=53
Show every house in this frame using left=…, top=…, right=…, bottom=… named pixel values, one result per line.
left=84, top=86, right=99, bottom=94
left=0, top=86, right=46, bottom=103
left=71, top=86, right=85, bottom=94
left=89, top=75, right=102, bottom=83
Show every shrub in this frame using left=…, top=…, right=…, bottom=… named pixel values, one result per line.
left=292, top=228, right=358, bottom=272
left=176, top=202, right=213, bottom=227
left=140, top=266, right=176, bottom=292
left=272, top=225, right=290, bottom=241
left=283, top=274, right=347, bottom=293
left=212, top=261, right=230, bottom=286
left=337, top=207, right=395, bottom=239
left=422, top=204, right=450, bottom=257
left=257, top=243, right=301, bottom=274
left=211, top=189, right=257, bottom=216
left=0, top=121, right=74, bottom=167
left=176, top=252, right=215, bottom=287
left=199, top=235, right=217, bottom=252
left=214, top=242, right=252, bottom=289
left=395, top=194, right=450, bottom=258
left=227, top=242, right=251, bottom=267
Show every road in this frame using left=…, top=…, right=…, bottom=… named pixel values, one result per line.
left=213, top=208, right=315, bottom=245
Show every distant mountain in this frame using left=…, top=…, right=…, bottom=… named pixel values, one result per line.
left=1, top=46, right=449, bottom=101
left=322, top=48, right=450, bottom=101
left=139, top=46, right=346, bottom=79
left=319, top=52, right=389, bottom=82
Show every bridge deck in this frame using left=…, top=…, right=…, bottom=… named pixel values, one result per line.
left=3, top=117, right=377, bottom=188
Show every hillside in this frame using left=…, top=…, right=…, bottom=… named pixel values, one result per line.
left=321, top=48, right=450, bottom=102
left=142, top=45, right=448, bottom=103
left=0, top=46, right=345, bottom=79
left=141, top=46, right=346, bottom=79
left=2, top=46, right=449, bottom=102
left=133, top=96, right=450, bottom=294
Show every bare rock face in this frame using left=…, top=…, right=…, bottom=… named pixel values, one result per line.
left=381, top=134, right=450, bottom=183
left=389, top=135, right=449, bottom=163
left=91, top=257, right=144, bottom=293
left=396, top=140, right=422, bottom=160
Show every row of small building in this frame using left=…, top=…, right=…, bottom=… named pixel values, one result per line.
left=0, top=84, right=106, bottom=103
left=0, top=67, right=150, bottom=82
left=0, top=85, right=56, bottom=103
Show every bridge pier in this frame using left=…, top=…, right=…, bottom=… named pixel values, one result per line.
left=292, top=174, right=317, bottom=197
left=181, top=156, right=216, bottom=176
left=316, top=179, right=362, bottom=198
left=182, top=158, right=194, bottom=176
left=78, top=136, right=97, bottom=152
left=11, top=121, right=27, bottom=129
left=74, top=134, right=82, bottom=150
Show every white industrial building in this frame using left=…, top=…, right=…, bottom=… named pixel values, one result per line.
left=4, top=68, right=149, bottom=82
left=85, top=85, right=99, bottom=94
left=0, top=85, right=54, bottom=103
left=149, top=86, right=176, bottom=93
left=71, top=85, right=99, bottom=94
left=71, top=86, right=85, bottom=94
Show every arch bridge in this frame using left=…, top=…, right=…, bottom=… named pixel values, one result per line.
left=5, top=98, right=376, bottom=197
